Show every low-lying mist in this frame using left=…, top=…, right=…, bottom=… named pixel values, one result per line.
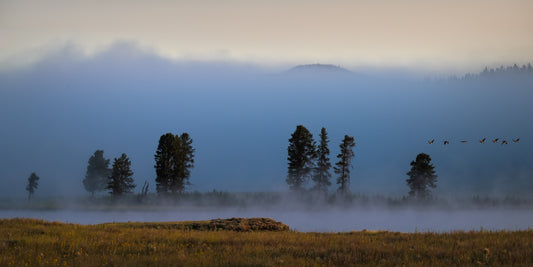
left=5, top=208, right=533, bottom=233
left=2, top=192, right=533, bottom=232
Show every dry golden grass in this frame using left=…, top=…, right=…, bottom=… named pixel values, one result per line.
left=105, top=217, right=290, bottom=231
left=1, top=218, right=532, bottom=266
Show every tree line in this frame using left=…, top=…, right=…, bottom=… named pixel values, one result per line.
left=286, top=125, right=438, bottom=199
left=25, top=128, right=438, bottom=200
left=286, top=125, right=356, bottom=195
left=81, top=132, right=194, bottom=197
left=456, top=63, right=533, bottom=80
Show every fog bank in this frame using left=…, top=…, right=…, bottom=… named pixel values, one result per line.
left=1, top=43, right=532, bottom=198
left=2, top=208, right=532, bottom=233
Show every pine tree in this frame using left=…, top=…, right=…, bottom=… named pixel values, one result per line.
left=154, top=133, right=176, bottom=194
left=312, top=127, right=331, bottom=193
left=26, top=172, right=40, bottom=200
left=170, top=133, right=195, bottom=194
left=154, top=132, right=195, bottom=195
left=83, top=150, right=111, bottom=197
left=286, top=125, right=316, bottom=191
left=406, top=153, right=438, bottom=200
left=335, top=135, right=356, bottom=195
left=107, top=153, right=136, bottom=196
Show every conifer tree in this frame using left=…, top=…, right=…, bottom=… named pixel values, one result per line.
left=83, top=150, right=111, bottom=197
left=155, top=132, right=195, bottom=194
left=170, top=133, right=195, bottom=194
left=154, top=133, right=176, bottom=194
left=26, top=172, right=40, bottom=200
left=406, top=153, right=438, bottom=199
left=335, top=135, right=356, bottom=194
left=312, top=127, right=332, bottom=193
left=108, top=153, right=135, bottom=196
left=286, top=125, right=316, bottom=191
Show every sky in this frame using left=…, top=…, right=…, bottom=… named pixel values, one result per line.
left=1, top=0, right=532, bottom=73
left=0, top=1, right=532, bottom=198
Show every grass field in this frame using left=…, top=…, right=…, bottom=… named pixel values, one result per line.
left=1, top=218, right=532, bottom=266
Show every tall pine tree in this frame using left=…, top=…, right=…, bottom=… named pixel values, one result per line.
left=170, top=133, right=195, bottom=193
left=154, top=133, right=176, bottom=194
left=155, top=132, right=195, bottom=195
left=335, top=135, right=356, bottom=195
left=83, top=150, right=111, bottom=197
left=286, top=125, right=316, bottom=191
left=107, top=153, right=136, bottom=196
left=312, top=127, right=332, bottom=193
left=406, top=153, right=438, bottom=200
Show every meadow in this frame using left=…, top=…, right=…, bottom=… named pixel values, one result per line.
left=1, top=218, right=532, bottom=266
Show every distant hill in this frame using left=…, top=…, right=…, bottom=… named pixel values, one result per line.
left=287, top=64, right=353, bottom=75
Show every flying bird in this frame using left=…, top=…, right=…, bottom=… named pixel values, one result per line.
left=479, top=138, right=486, bottom=144
left=428, top=139, right=434, bottom=144
left=460, top=141, right=467, bottom=143
left=513, top=138, right=520, bottom=143
left=492, top=138, right=499, bottom=143
left=501, top=140, right=508, bottom=145
left=443, top=140, right=449, bottom=145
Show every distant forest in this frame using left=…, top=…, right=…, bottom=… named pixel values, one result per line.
left=23, top=126, right=437, bottom=203
left=456, top=63, right=533, bottom=80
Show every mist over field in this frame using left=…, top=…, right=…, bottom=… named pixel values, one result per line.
left=1, top=43, right=532, bottom=199
left=3, top=208, right=533, bottom=233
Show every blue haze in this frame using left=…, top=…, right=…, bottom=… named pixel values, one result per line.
left=1, top=43, right=532, bottom=197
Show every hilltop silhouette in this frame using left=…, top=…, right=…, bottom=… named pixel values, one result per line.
left=287, top=64, right=353, bottom=74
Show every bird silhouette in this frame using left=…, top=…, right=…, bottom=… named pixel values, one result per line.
left=501, top=140, right=508, bottom=145
left=479, top=138, right=486, bottom=144
left=460, top=141, right=467, bottom=143
left=428, top=139, right=434, bottom=144
left=492, top=138, right=499, bottom=143
left=443, top=140, right=449, bottom=145
left=513, top=138, right=520, bottom=143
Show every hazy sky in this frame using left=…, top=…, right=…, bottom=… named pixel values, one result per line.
left=1, top=45, right=532, bottom=197
left=1, top=0, right=532, bottom=72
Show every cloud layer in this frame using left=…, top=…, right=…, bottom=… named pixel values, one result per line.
left=1, top=0, right=532, bottom=72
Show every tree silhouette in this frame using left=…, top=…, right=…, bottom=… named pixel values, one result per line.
left=154, top=133, right=175, bottom=194
left=83, top=150, right=111, bottom=197
left=286, top=125, right=316, bottom=191
left=154, top=132, right=195, bottom=195
left=335, top=135, right=356, bottom=195
left=26, top=172, right=40, bottom=200
left=406, top=153, right=438, bottom=199
left=312, top=127, right=331, bottom=193
left=173, top=133, right=195, bottom=193
left=107, top=153, right=136, bottom=196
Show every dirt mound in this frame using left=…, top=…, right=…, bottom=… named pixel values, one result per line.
left=204, top=217, right=289, bottom=231
left=113, top=217, right=290, bottom=232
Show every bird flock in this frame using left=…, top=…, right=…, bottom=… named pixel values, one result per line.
left=428, top=138, right=519, bottom=145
